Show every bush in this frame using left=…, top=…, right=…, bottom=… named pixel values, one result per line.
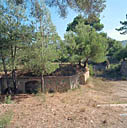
left=104, top=63, right=121, bottom=78
left=108, top=63, right=121, bottom=72
left=88, top=65, right=95, bottom=76
left=4, top=95, right=12, bottom=104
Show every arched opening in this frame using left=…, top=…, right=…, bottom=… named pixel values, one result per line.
left=25, top=81, right=41, bottom=94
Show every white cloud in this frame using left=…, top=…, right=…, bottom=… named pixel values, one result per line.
left=105, top=29, right=127, bottom=41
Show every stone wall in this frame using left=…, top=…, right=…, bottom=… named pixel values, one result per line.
left=45, top=75, right=79, bottom=92
left=0, top=75, right=79, bottom=94
left=0, top=70, right=89, bottom=94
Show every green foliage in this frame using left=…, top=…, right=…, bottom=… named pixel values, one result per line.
left=0, top=0, right=34, bottom=91
left=57, top=40, right=69, bottom=62
left=23, top=41, right=59, bottom=75
left=67, top=15, right=104, bottom=32
left=4, top=95, right=12, bottom=104
left=99, top=33, right=124, bottom=63
left=104, top=63, right=121, bottom=79
left=46, top=0, right=106, bottom=17
left=114, top=45, right=127, bottom=61
left=121, top=76, right=127, bottom=80
left=64, top=22, right=108, bottom=65
left=14, top=0, right=106, bottom=18
left=116, top=14, right=127, bottom=35
left=0, top=111, right=13, bottom=128
left=0, top=0, right=60, bottom=77
left=89, top=65, right=95, bottom=76
left=108, top=64, right=121, bottom=72
left=0, top=0, right=107, bottom=83
left=107, top=38, right=123, bottom=58
left=21, top=1, right=59, bottom=75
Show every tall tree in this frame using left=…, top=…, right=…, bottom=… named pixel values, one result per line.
left=64, top=22, right=108, bottom=67
left=0, top=27, right=10, bottom=93
left=114, top=46, right=127, bottom=61
left=12, top=0, right=106, bottom=17
left=106, top=38, right=123, bottom=58
left=0, top=0, right=34, bottom=93
left=21, top=0, right=59, bottom=92
left=46, top=0, right=106, bottom=17
left=66, top=14, right=104, bottom=31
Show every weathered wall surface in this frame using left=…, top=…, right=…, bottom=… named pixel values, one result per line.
left=45, top=75, right=79, bottom=92
left=121, top=61, right=127, bottom=77
left=0, top=75, right=79, bottom=94
left=0, top=71, right=89, bottom=94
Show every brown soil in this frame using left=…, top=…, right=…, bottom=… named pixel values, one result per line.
left=1, top=77, right=127, bottom=128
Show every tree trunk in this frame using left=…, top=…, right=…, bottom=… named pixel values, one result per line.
left=12, top=69, right=17, bottom=94
left=84, top=58, right=89, bottom=68
left=1, top=56, right=11, bottom=94
left=41, top=73, right=45, bottom=93
left=78, top=60, right=81, bottom=67
left=11, top=46, right=17, bottom=94
left=106, top=59, right=110, bottom=69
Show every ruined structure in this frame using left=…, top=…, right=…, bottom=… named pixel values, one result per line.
left=0, top=70, right=89, bottom=94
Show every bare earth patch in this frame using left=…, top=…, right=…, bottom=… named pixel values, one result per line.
left=0, top=77, right=127, bottom=128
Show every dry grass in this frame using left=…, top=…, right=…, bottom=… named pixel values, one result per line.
left=0, top=78, right=127, bottom=128
left=0, top=111, right=13, bottom=128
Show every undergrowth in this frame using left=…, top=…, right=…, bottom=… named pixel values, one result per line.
left=4, top=95, right=12, bottom=104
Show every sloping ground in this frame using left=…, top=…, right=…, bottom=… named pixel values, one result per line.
left=0, top=78, right=127, bottom=128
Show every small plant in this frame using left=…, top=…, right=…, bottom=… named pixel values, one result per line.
left=108, top=63, right=121, bottom=72
left=104, top=63, right=122, bottom=79
left=4, top=95, right=12, bottom=104
left=121, top=76, right=127, bottom=80
left=0, top=111, right=13, bottom=128
left=89, top=65, right=95, bottom=76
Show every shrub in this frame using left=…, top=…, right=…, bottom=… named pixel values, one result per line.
left=108, top=63, right=121, bottom=72
left=88, top=65, right=95, bottom=76
left=4, top=95, right=12, bottom=104
left=104, top=63, right=121, bottom=78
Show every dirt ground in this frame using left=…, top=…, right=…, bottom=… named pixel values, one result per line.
left=1, top=77, right=127, bottom=128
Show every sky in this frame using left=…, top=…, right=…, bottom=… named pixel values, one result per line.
left=49, top=0, right=127, bottom=41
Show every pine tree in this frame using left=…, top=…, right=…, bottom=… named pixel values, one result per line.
left=64, top=22, right=108, bottom=67
left=116, top=14, right=127, bottom=35
left=0, top=0, right=34, bottom=94
left=22, top=0, right=59, bottom=92
left=66, top=15, right=104, bottom=32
